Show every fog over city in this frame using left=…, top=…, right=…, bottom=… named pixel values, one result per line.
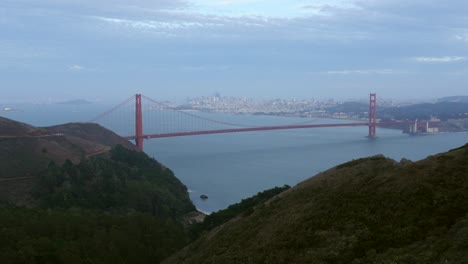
left=1, top=0, right=468, bottom=102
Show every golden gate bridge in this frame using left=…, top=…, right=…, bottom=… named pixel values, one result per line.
left=90, top=94, right=431, bottom=151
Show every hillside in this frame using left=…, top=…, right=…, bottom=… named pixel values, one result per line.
left=0, top=117, right=198, bottom=263
left=0, top=118, right=117, bottom=205
left=35, top=145, right=195, bottom=218
left=0, top=117, right=47, bottom=136
left=380, top=102, right=468, bottom=121
left=56, top=99, right=92, bottom=105
left=165, top=144, right=468, bottom=264
left=45, top=122, right=139, bottom=151
left=437, top=96, right=468, bottom=103
left=0, top=117, right=165, bottom=206
left=0, top=117, right=195, bottom=218
left=327, top=101, right=468, bottom=121
left=0, top=118, right=137, bottom=179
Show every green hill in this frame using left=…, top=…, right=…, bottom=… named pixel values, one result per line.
left=165, top=145, right=468, bottom=264
left=35, top=145, right=195, bottom=219
left=0, top=117, right=139, bottom=205
left=0, top=117, right=198, bottom=263
left=0, top=117, right=195, bottom=219
left=0, top=207, right=187, bottom=263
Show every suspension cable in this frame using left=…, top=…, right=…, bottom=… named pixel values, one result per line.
left=89, top=95, right=135, bottom=123
left=142, top=95, right=254, bottom=128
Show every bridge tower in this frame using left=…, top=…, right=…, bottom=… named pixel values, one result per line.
left=135, top=94, right=144, bottom=151
left=368, top=93, right=377, bottom=138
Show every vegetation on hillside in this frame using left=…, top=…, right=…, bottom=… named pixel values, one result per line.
left=189, top=185, right=290, bottom=240
left=0, top=141, right=292, bottom=263
left=0, top=207, right=186, bottom=264
left=0, top=117, right=141, bottom=205
left=3, top=117, right=468, bottom=263
left=36, top=144, right=195, bottom=219
left=45, top=122, right=139, bottom=151
left=0, top=144, right=198, bottom=264
left=165, top=144, right=468, bottom=264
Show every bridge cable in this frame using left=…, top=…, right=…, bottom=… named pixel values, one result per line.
left=142, top=95, right=334, bottom=128
left=142, top=95, right=255, bottom=128
left=89, top=95, right=135, bottom=123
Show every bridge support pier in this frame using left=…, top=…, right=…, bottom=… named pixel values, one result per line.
left=135, top=94, right=144, bottom=151
left=368, top=93, right=377, bottom=138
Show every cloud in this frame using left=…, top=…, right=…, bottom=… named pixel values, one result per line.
left=455, top=33, right=468, bottom=42
left=91, top=14, right=281, bottom=37
left=94, top=16, right=221, bottom=30
left=4, top=0, right=468, bottom=101
left=180, top=64, right=230, bottom=71
left=3, top=0, right=190, bottom=11
left=205, top=0, right=259, bottom=5
left=413, top=57, right=466, bottom=63
left=68, top=64, right=85, bottom=71
left=302, top=1, right=361, bottom=14
left=320, top=69, right=398, bottom=75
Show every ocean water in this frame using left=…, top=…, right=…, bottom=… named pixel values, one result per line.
left=3, top=104, right=468, bottom=213
left=143, top=114, right=468, bottom=213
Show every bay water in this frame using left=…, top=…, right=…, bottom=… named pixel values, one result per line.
left=144, top=114, right=468, bottom=213
left=3, top=104, right=467, bottom=213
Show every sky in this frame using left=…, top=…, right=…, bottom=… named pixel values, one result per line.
left=1, top=0, right=468, bottom=103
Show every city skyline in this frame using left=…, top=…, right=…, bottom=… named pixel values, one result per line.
left=1, top=0, right=468, bottom=102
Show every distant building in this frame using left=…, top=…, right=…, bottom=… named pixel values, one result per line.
left=409, top=120, right=440, bottom=134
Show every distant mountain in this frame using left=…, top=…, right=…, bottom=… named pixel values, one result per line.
left=380, top=102, right=468, bottom=121
left=166, top=145, right=468, bottom=264
left=327, top=100, right=468, bottom=121
left=437, top=96, right=468, bottom=103
left=57, top=99, right=92, bottom=105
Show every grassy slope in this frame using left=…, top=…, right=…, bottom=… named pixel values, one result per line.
left=45, top=122, right=139, bottom=151
left=165, top=144, right=468, bottom=264
left=0, top=117, right=134, bottom=205
left=0, top=136, right=108, bottom=177
left=0, top=117, right=138, bottom=179
left=0, top=117, right=46, bottom=136
left=0, top=117, right=200, bottom=262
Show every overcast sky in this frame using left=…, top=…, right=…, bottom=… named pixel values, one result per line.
left=1, top=0, right=468, bottom=102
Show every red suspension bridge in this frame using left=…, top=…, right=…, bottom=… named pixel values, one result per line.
left=90, top=93, right=429, bottom=151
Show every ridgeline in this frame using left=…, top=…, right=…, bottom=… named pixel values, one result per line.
left=0, top=117, right=196, bottom=263
left=166, top=144, right=468, bottom=264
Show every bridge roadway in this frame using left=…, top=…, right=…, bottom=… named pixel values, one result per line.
left=123, top=121, right=417, bottom=140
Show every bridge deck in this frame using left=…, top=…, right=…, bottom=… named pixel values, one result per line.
left=123, top=121, right=415, bottom=140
